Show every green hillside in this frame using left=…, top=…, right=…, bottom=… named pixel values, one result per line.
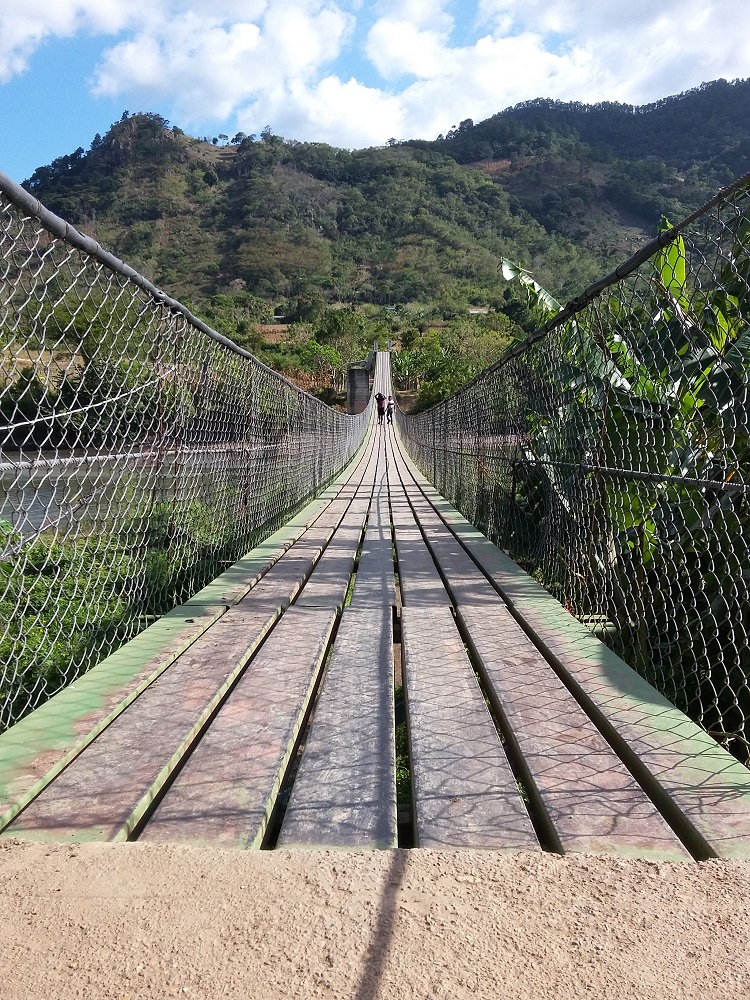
left=24, top=79, right=750, bottom=314
left=18, top=79, right=750, bottom=404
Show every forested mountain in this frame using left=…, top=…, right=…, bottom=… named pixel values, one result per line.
left=21, top=78, right=750, bottom=321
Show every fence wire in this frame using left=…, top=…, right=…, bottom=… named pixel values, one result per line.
left=0, top=174, right=370, bottom=730
left=397, top=173, right=750, bottom=765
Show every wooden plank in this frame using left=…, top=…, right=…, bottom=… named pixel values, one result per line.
left=391, top=491, right=449, bottom=607
left=395, top=439, right=690, bottom=857
left=350, top=448, right=396, bottom=607
left=458, top=605, right=690, bottom=860
left=0, top=603, right=224, bottom=827
left=142, top=607, right=337, bottom=849
left=5, top=602, right=283, bottom=843
left=0, top=448, right=375, bottom=829
left=278, top=607, right=397, bottom=849
left=402, top=606, right=539, bottom=851
left=395, top=441, right=750, bottom=859
left=296, top=499, right=370, bottom=608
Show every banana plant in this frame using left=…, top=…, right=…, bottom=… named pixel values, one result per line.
left=500, top=222, right=750, bottom=728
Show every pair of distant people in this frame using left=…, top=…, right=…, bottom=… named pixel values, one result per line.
left=375, top=392, right=395, bottom=425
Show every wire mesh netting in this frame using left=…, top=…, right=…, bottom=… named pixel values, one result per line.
left=0, top=175, right=370, bottom=730
left=397, top=174, right=750, bottom=765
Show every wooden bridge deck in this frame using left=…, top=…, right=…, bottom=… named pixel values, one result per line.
left=2, top=353, right=750, bottom=858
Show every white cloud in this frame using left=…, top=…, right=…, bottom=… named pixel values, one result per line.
left=0, top=0, right=144, bottom=82
left=1, top=0, right=749, bottom=149
left=239, top=75, right=405, bottom=147
left=475, top=0, right=750, bottom=106
left=387, top=31, right=593, bottom=140
left=92, top=2, right=355, bottom=122
left=93, top=14, right=265, bottom=119
left=378, top=0, right=454, bottom=30
left=365, top=18, right=453, bottom=79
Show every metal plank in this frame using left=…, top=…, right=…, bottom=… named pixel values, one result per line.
left=141, top=606, right=337, bottom=849
left=396, top=439, right=690, bottom=857
left=184, top=526, right=317, bottom=609
left=508, top=598, right=750, bottom=859
left=0, top=418, right=374, bottom=840
left=350, top=498, right=396, bottom=607
left=0, top=444, right=373, bottom=832
left=297, top=435, right=379, bottom=608
left=400, top=449, right=690, bottom=857
left=402, top=606, right=539, bottom=851
left=294, top=426, right=386, bottom=607
left=387, top=440, right=498, bottom=609
left=185, top=423, right=375, bottom=610
left=388, top=436, right=451, bottom=608
left=458, top=604, right=690, bottom=860
left=278, top=607, right=397, bottom=849
left=5, top=601, right=283, bottom=843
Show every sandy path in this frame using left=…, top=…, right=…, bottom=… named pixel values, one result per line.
left=1, top=840, right=748, bottom=999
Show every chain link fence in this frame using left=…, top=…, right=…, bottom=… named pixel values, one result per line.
left=398, top=172, right=750, bottom=765
left=0, top=173, right=370, bottom=730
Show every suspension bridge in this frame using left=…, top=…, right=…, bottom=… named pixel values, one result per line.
left=2, top=170, right=750, bottom=860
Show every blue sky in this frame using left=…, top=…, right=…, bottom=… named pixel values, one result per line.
left=1, top=0, right=748, bottom=184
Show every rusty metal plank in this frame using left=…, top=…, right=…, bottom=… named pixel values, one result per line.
left=402, top=606, right=539, bottom=851
left=279, top=607, right=397, bottom=849
left=5, top=601, right=284, bottom=843
left=458, top=605, right=690, bottom=860
left=141, top=606, right=337, bottom=849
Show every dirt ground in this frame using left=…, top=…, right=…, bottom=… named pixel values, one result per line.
left=0, top=840, right=748, bottom=1000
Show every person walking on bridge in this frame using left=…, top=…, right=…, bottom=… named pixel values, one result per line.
left=375, top=391, right=386, bottom=425
left=386, top=395, right=395, bottom=424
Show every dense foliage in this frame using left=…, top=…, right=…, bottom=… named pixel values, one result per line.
left=462, top=211, right=750, bottom=757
